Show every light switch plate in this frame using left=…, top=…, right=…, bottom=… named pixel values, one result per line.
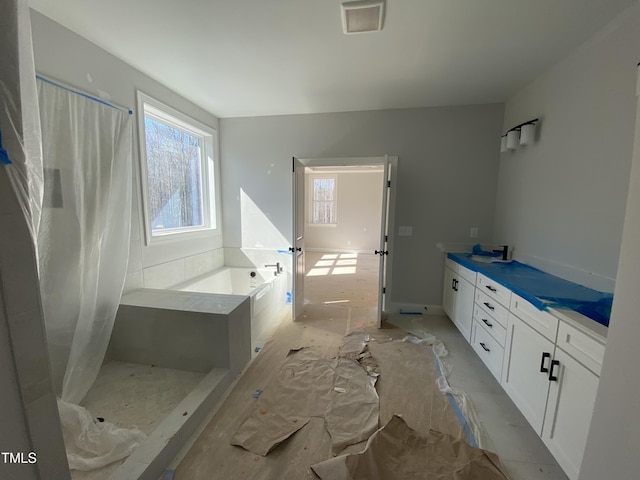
left=399, top=226, right=413, bottom=236
left=470, top=227, right=478, bottom=238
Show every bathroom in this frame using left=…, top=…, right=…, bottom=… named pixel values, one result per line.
left=2, top=1, right=640, bottom=479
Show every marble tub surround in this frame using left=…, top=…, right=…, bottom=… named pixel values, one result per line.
left=112, top=289, right=251, bottom=378
left=138, top=249, right=225, bottom=291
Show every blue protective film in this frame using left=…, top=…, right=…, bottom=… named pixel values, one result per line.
left=0, top=127, right=11, bottom=164
left=448, top=253, right=612, bottom=327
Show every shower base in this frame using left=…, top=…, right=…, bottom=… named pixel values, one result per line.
left=71, top=361, right=207, bottom=480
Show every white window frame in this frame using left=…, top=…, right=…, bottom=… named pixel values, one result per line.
left=136, top=91, right=219, bottom=245
left=308, top=174, right=338, bottom=226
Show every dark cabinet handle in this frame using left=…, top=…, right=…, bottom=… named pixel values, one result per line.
left=482, top=318, right=493, bottom=328
left=485, top=285, right=497, bottom=292
left=540, top=352, right=551, bottom=373
left=549, top=360, right=560, bottom=381
left=483, top=302, right=494, bottom=311
left=479, top=342, right=490, bottom=352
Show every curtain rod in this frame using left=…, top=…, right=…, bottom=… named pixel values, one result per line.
left=36, top=74, right=133, bottom=115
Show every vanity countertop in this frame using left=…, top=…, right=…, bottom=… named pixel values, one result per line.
left=447, top=252, right=612, bottom=331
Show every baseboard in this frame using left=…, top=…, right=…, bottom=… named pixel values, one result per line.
left=385, top=302, right=444, bottom=316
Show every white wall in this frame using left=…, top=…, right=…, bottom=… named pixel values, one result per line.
left=494, top=4, right=640, bottom=292
left=497, top=5, right=640, bottom=477
left=305, top=170, right=384, bottom=252
left=30, top=11, right=224, bottom=293
left=579, top=63, right=640, bottom=480
left=579, top=64, right=640, bottom=480
left=220, top=104, right=504, bottom=307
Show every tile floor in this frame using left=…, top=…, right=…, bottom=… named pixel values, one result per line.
left=170, top=251, right=569, bottom=479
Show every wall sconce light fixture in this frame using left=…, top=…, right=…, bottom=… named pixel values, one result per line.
left=501, top=118, right=539, bottom=153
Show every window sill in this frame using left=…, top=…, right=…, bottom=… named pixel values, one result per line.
left=145, top=227, right=221, bottom=246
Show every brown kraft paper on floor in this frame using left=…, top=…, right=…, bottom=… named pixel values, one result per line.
left=311, top=415, right=510, bottom=480
left=231, top=341, right=380, bottom=456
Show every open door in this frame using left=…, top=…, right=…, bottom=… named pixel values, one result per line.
left=377, top=155, right=391, bottom=327
left=291, top=157, right=305, bottom=320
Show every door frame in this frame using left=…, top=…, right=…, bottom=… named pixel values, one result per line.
left=293, top=155, right=398, bottom=325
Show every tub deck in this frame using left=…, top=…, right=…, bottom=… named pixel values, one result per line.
left=105, top=288, right=251, bottom=480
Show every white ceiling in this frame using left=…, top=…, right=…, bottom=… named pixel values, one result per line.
left=29, top=0, right=635, bottom=118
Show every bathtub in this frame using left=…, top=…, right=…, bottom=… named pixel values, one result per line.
left=175, top=267, right=289, bottom=346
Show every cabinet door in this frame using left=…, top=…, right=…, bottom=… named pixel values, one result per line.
left=443, top=267, right=455, bottom=319
left=541, top=348, right=599, bottom=480
left=502, top=313, right=554, bottom=434
left=453, top=276, right=474, bottom=342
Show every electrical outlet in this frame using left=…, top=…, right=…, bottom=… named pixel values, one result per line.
left=399, top=226, right=413, bottom=236
left=470, top=227, right=478, bottom=238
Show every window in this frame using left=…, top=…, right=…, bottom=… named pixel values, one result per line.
left=137, top=92, right=217, bottom=243
left=310, top=176, right=337, bottom=225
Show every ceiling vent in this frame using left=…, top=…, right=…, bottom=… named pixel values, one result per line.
left=341, top=0, right=385, bottom=34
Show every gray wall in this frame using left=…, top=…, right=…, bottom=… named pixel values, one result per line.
left=494, top=3, right=640, bottom=292
left=497, top=5, right=640, bottom=478
left=220, top=104, right=504, bottom=306
left=30, top=10, right=224, bottom=294
left=580, top=68, right=640, bottom=480
left=580, top=71, right=640, bottom=480
left=305, top=170, right=384, bottom=252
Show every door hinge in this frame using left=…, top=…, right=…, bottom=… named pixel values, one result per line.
left=382, top=287, right=386, bottom=294
left=387, top=180, right=391, bottom=187
left=385, top=235, right=388, bottom=242
left=292, top=157, right=296, bottom=172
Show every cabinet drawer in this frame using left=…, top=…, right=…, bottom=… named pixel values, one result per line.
left=445, top=258, right=477, bottom=284
left=475, top=290, right=509, bottom=329
left=476, top=273, right=511, bottom=307
left=473, top=303, right=507, bottom=346
left=557, top=321, right=605, bottom=376
left=510, top=294, right=559, bottom=342
left=471, top=320, right=504, bottom=381
left=457, top=264, right=477, bottom=284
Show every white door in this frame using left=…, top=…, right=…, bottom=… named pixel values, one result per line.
left=454, top=276, right=474, bottom=342
left=442, top=266, right=455, bottom=319
left=541, top=348, right=600, bottom=480
left=502, top=314, right=554, bottom=434
left=377, top=155, right=391, bottom=327
left=292, top=157, right=305, bottom=320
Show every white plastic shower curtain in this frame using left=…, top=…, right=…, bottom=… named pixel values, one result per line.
left=37, top=76, right=133, bottom=405
left=2, top=0, right=145, bottom=470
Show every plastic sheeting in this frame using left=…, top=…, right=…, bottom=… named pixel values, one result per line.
left=2, top=0, right=141, bottom=470
left=448, top=252, right=613, bottom=326
left=36, top=78, right=141, bottom=470
left=37, top=77, right=133, bottom=405
left=0, top=0, right=44, bottom=240
left=57, top=400, right=146, bottom=471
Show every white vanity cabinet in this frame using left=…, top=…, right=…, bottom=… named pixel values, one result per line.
left=501, top=308, right=557, bottom=433
left=502, top=294, right=605, bottom=480
left=442, top=256, right=607, bottom=480
left=442, top=259, right=476, bottom=342
left=540, top=318, right=605, bottom=480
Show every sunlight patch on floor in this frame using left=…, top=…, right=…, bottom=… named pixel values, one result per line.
left=308, top=253, right=359, bottom=277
